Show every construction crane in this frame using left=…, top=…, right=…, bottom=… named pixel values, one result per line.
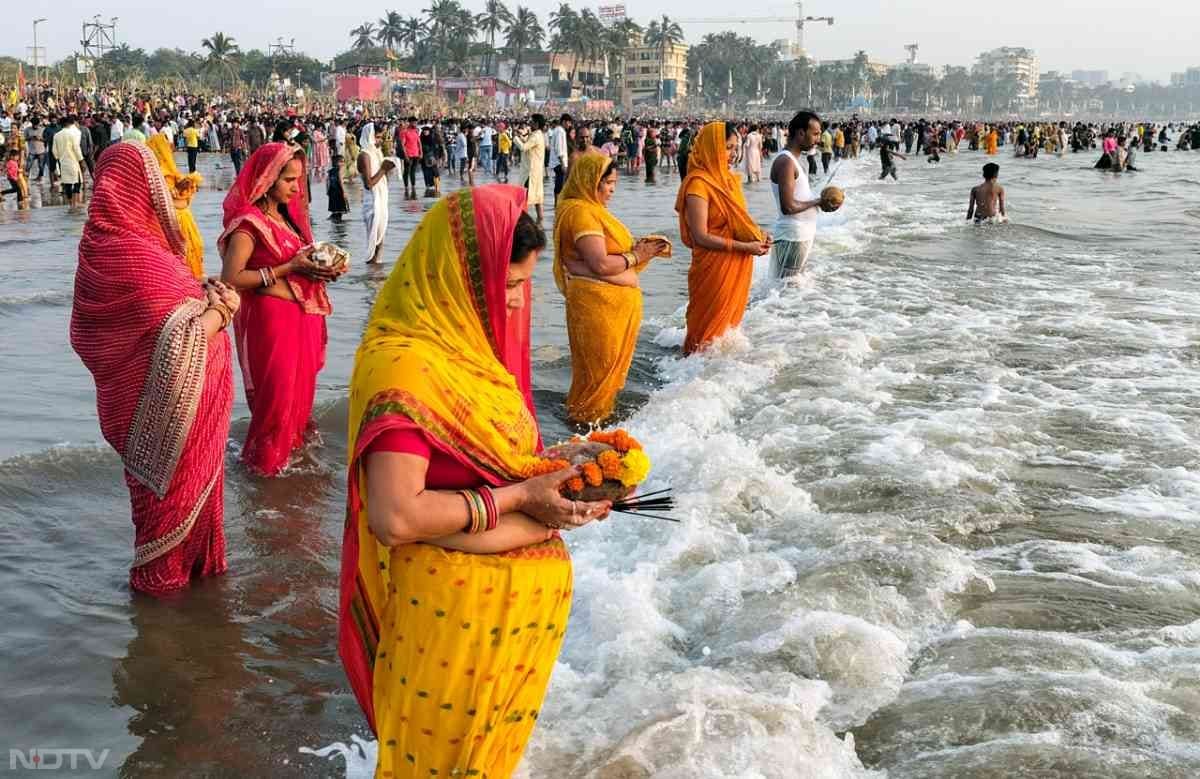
left=678, top=2, right=833, bottom=59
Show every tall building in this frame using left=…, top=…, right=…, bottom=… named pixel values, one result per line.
left=974, top=47, right=1039, bottom=101
left=623, top=35, right=688, bottom=106
left=1188, top=67, right=1200, bottom=85
left=1071, top=69, right=1109, bottom=87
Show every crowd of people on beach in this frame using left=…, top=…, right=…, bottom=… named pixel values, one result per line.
left=5, top=80, right=1200, bottom=212
left=8, top=73, right=1196, bottom=777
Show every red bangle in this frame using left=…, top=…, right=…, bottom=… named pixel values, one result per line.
left=478, top=485, right=499, bottom=532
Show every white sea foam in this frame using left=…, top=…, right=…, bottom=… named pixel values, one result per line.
left=308, top=152, right=1200, bottom=776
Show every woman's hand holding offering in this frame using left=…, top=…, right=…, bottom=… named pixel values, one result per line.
left=518, top=467, right=612, bottom=530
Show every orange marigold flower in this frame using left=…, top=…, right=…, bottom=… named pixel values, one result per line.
left=524, top=458, right=571, bottom=478
left=581, top=462, right=603, bottom=487
left=565, top=476, right=585, bottom=494
left=588, top=428, right=642, bottom=453
left=597, top=450, right=623, bottom=480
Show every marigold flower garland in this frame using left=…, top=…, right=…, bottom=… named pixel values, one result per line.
left=521, top=429, right=651, bottom=495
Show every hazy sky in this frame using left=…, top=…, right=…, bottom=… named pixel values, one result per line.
left=7, top=0, right=1199, bottom=82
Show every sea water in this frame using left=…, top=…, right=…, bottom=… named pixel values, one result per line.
left=3, top=147, right=1200, bottom=778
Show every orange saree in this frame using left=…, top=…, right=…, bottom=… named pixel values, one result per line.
left=675, top=122, right=765, bottom=355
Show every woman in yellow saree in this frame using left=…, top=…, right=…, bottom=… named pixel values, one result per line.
left=339, top=185, right=612, bottom=779
left=147, top=133, right=206, bottom=279
left=553, top=151, right=667, bottom=424
left=675, top=122, right=772, bottom=355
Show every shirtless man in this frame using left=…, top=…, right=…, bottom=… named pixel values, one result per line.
left=967, top=162, right=1006, bottom=222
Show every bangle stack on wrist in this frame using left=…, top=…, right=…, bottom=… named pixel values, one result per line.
left=258, top=266, right=278, bottom=288
left=208, top=302, right=232, bottom=330
left=623, top=251, right=636, bottom=271
left=459, top=486, right=499, bottom=534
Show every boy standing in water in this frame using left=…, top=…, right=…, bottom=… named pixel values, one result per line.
left=967, top=162, right=1007, bottom=222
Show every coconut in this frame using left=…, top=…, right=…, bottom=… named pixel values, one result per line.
left=820, top=186, right=845, bottom=213
left=311, top=241, right=350, bottom=270
left=540, top=440, right=631, bottom=502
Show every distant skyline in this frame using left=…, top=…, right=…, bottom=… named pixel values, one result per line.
left=6, top=0, right=1199, bottom=83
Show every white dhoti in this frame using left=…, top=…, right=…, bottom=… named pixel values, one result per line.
left=358, top=124, right=389, bottom=261
left=770, top=239, right=813, bottom=279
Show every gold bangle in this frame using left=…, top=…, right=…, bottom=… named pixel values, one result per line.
left=208, top=303, right=231, bottom=330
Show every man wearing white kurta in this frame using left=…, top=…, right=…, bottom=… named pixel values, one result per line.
left=52, top=116, right=85, bottom=211
left=513, top=114, right=547, bottom=225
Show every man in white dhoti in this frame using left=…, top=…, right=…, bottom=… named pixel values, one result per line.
left=356, top=123, right=394, bottom=264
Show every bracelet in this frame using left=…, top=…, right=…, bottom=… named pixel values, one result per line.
left=267, top=265, right=278, bottom=286
left=478, top=485, right=499, bottom=532
left=259, top=268, right=270, bottom=288
left=724, top=237, right=734, bottom=252
left=623, top=251, right=635, bottom=271
left=458, top=489, right=491, bottom=534
left=207, top=302, right=232, bottom=330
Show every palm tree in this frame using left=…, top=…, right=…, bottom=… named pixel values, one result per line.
left=350, top=23, right=377, bottom=51
left=425, top=0, right=474, bottom=75
left=570, top=10, right=604, bottom=89
left=643, top=15, right=684, bottom=105
left=548, top=3, right=578, bottom=93
left=850, top=49, right=869, bottom=103
left=200, top=32, right=240, bottom=90
left=504, top=6, right=544, bottom=87
left=603, top=18, right=641, bottom=100
left=399, top=16, right=427, bottom=63
left=376, top=11, right=405, bottom=58
left=477, top=0, right=513, bottom=77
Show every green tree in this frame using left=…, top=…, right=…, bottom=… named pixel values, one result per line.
left=350, top=23, right=377, bottom=51
left=603, top=18, right=641, bottom=100
left=687, top=32, right=777, bottom=105
left=425, top=0, right=474, bottom=74
left=504, top=6, right=544, bottom=87
left=477, top=0, right=513, bottom=76
left=376, top=11, right=406, bottom=57
left=547, top=3, right=578, bottom=94
left=643, top=15, right=684, bottom=104
left=200, top=32, right=240, bottom=90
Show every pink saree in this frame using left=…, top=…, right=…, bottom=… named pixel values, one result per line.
left=71, top=141, right=234, bottom=596
left=218, top=142, right=329, bottom=476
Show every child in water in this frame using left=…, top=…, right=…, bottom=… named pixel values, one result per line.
left=967, top=163, right=1007, bottom=223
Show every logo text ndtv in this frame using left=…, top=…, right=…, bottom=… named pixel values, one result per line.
left=10, top=748, right=112, bottom=770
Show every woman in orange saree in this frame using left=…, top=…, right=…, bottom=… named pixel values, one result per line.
left=675, top=122, right=772, bottom=355
left=71, top=141, right=238, bottom=596
left=339, top=185, right=611, bottom=778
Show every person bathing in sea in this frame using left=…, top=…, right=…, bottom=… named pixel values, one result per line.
left=967, top=163, right=1007, bottom=223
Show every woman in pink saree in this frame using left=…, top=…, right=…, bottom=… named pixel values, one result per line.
left=218, top=142, right=343, bottom=476
left=71, top=141, right=239, bottom=596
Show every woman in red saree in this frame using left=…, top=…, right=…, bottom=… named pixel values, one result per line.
left=218, top=142, right=342, bottom=476
left=339, top=186, right=611, bottom=778
left=71, top=141, right=239, bottom=596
